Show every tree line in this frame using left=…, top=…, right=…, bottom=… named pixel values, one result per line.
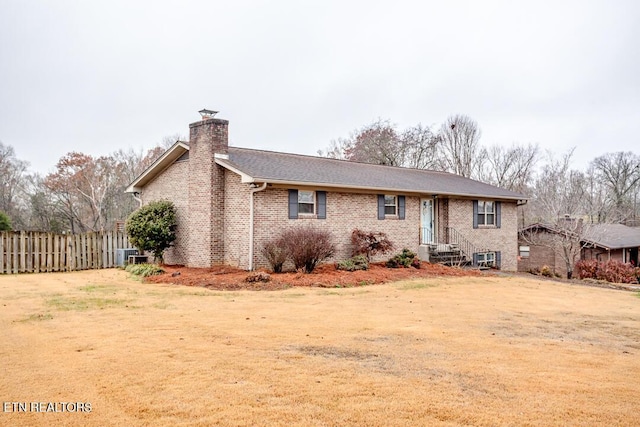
left=318, top=114, right=640, bottom=227
left=1, top=115, right=639, bottom=233
left=0, top=135, right=179, bottom=233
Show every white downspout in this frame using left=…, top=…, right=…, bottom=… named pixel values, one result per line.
left=248, top=183, right=268, bottom=271
left=132, top=192, right=143, bottom=208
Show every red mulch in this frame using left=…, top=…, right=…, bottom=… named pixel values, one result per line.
left=144, top=262, right=484, bottom=291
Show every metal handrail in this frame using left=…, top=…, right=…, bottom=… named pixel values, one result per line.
left=442, top=227, right=489, bottom=267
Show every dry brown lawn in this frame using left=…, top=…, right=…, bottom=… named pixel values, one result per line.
left=1, top=269, right=639, bottom=426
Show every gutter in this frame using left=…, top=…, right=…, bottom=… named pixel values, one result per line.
left=248, top=182, right=268, bottom=270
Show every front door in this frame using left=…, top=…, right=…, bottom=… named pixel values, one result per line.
left=421, top=199, right=435, bottom=244
left=630, top=247, right=639, bottom=266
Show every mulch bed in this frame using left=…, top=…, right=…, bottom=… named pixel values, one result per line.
left=144, top=262, right=484, bottom=291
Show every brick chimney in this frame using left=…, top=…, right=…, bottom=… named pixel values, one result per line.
left=187, top=110, right=229, bottom=267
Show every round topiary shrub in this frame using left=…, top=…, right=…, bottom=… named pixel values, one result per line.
left=125, top=200, right=177, bottom=263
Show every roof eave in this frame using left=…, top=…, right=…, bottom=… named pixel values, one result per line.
left=215, top=172, right=525, bottom=201
left=125, top=142, right=189, bottom=193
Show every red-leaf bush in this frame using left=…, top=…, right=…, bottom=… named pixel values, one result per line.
left=350, top=229, right=394, bottom=260
left=575, top=259, right=599, bottom=280
left=575, top=259, right=640, bottom=284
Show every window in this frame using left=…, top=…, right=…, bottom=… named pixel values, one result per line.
left=288, top=190, right=326, bottom=219
left=473, top=200, right=501, bottom=228
left=476, top=252, right=495, bottom=266
left=384, top=195, right=397, bottom=215
left=298, top=190, right=314, bottom=214
left=477, top=201, right=495, bottom=226
left=519, top=245, right=530, bottom=258
left=378, top=194, right=405, bottom=220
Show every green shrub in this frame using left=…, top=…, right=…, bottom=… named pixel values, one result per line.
left=125, top=263, right=165, bottom=277
left=0, top=211, right=11, bottom=231
left=125, top=200, right=177, bottom=263
left=336, top=255, right=369, bottom=272
left=386, top=248, right=419, bottom=269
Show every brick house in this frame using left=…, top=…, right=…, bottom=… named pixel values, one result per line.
left=126, top=112, right=527, bottom=271
left=517, top=222, right=640, bottom=277
left=581, top=224, right=640, bottom=265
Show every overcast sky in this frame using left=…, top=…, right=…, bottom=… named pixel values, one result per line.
left=1, top=0, right=638, bottom=174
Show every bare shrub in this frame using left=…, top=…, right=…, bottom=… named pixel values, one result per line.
left=261, top=239, right=287, bottom=273
left=350, top=229, right=394, bottom=260
left=282, top=226, right=336, bottom=273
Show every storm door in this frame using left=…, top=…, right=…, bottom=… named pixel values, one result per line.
left=421, top=199, right=435, bottom=244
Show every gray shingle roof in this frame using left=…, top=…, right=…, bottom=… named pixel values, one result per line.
left=221, top=147, right=527, bottom=200
left=584, top=224, right=640, bottom=249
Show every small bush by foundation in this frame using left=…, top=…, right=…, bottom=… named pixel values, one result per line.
left=261, top=239, right=287, bottom=273
left=386, top=249, right=419, bottom=269
left=336, top=255, right=369, bottom=272
left=125, top=263, right=165, bottom=277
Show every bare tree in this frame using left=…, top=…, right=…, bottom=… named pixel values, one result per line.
left=524, top=149, right=601, bottom=279
left=345, top=119, right=403, bottom=166
left=0, top=141, right=29, bottom=228
left=44, top=152, right=123, bottom=232
left=318, top=120, right=441, bottom=169
left=480, top=143, right=539, bottom=193
left=160, top=132, right=186, bottom=149
left=590, top=151, right=640, bottom=222
left=437, top=114, right=485, bottom=178
left=400, top=124, right=441, bottom=169
left=582, top=164, right=611, bottom=224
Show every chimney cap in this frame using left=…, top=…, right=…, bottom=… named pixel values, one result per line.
left=199, top=109, right=218, bottom=119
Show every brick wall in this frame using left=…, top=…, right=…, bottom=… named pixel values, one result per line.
left=446, top=199, right=519, bottom=271
left=224, top=172, right=251, bottom=267
left=250, top=186, right=421, bottom=270
left=187, top=118, right=228, bottom=267
left=140, top=160, right=189, bottom=265
left=517, top=233, right=567, bottom=277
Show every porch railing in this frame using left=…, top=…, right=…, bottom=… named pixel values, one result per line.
left=444, top=227, right=488, bottom=266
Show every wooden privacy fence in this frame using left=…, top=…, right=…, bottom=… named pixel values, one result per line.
left=0, top=231, right=132, bottom=274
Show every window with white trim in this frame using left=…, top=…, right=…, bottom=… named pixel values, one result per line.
left=384, top=195, right=397, bottom=215
left=519, top=245, right=530, bottom=258
left=477, top=252, right=495, bottom=266
left=298, top=190, right=315, bottom=214
left=477, top=201, right=495, bottom=226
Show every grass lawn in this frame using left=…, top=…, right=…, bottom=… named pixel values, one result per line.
left=1, top=269, right=639, bottom=426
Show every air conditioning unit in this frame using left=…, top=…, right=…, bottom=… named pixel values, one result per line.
left=116, top=248, right=138, bottom=267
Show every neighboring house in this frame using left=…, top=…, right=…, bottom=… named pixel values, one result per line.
left=126, top=111, right=526, bottom=271
left=517, top=223, right=572, bottom=278
left=581, top=224, right=640, bottom=265
left=518, top=222, right=640, bottom=276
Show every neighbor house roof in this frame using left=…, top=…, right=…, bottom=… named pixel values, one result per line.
left=519, top=222, right=640, bottom=250
left=583, top=224, right=640, bottom=250
left=127, top=144, right=527, bottom=201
